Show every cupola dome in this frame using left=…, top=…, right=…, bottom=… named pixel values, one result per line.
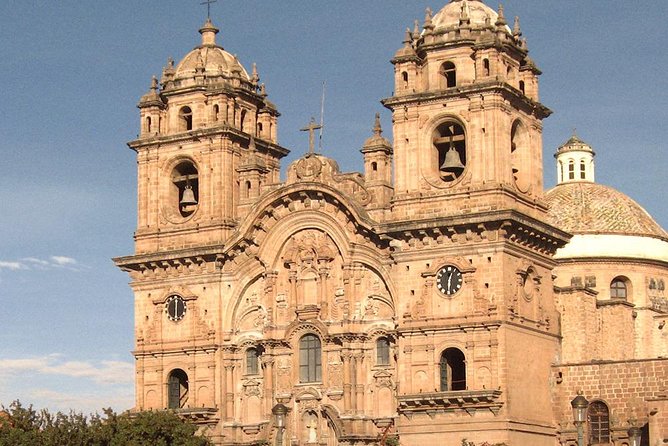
left=554, top=133, right=595, bottom=183
left=432, top=0, right=510, bottom=32
left=160, top=19, right=252, bottom=92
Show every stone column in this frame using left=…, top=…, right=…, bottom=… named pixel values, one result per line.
left=342, top=351, right=353, bottom=414
left=262, top=355, right=275, bottom=416
left=224, top=363, right=235, bottom=421
left=354, top=351, right=365, bottom=414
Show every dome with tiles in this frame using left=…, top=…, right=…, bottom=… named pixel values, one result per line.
left=546, top=182, right=667, bottom=240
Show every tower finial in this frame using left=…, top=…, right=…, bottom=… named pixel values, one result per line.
left=373, top=113, right=382, bottom=136
left=200, top=0, right=217, bottom=19
left=513, top=16, right=522, bottom=37
left=251, top=63, right=260, bottom=87
left=496, top=4, right=507, bottom=27
left=424, top=7, right=434, bottom=31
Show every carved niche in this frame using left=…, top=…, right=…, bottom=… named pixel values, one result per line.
left=279, top=230, right=339, bottom=315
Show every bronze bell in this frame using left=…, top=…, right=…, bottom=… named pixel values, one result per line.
left=440, top=146, right=465, bottom=171
left=180, top=185, right=198, bottom=206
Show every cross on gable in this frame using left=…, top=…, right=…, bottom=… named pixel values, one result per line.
left=300, top=118, right=323, bottom=155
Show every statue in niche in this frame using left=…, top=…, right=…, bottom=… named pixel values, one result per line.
left=303, top=411, right=318, bottom=443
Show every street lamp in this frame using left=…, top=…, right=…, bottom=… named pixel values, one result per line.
left=272, top=403, right=288, bottom=446
left=627, top=425, right=642, bottom=446
left=571, top=393, right=589, bottom=446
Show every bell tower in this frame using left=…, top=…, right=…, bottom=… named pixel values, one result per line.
left=115, top=19, right=290, bottom=439
left=383, top=0, right=550, bottom=220
left=130, top=19, right=288, bottom=255
left=381, top=3, right=570, bottom=445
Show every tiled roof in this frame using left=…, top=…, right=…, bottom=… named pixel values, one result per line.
left=545, top=182, right=668, bottom=239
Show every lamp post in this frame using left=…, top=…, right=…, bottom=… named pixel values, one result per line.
left=571, top=393, right=589, bottom=446
left=627, top=425, right=642, bottom=446
left=272, top=403, right=288, bottom=446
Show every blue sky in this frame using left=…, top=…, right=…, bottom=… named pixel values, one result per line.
left=0, top=1, right=666, bottom=414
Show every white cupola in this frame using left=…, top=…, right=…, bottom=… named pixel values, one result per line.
left=555, top=133, right=595, bottom=184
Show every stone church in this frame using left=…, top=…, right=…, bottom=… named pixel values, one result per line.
left=114, top=1, right=668, bottom=445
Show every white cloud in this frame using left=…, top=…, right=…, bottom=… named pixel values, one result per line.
left=0, top=256, right=85, bottom=272
left=0, top=261, right=26, bottom=270
left=0, top=354, right=133, bottom=386
left=50, top=256, right=77, bottom=266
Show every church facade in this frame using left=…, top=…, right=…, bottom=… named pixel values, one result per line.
left=114, top=1, right=668, bottom=445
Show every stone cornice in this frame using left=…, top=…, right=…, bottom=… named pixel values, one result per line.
left=397, top=389, right=503, bottom=416
left=127, top=125, right=290, bottom=160
left=381, top=81, right=551, bottom=119
left=379, top=209, right=571, bottom=257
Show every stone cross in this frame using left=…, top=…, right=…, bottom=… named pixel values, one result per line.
left=200, top=0, right=217, bottom=18
left=300, top=118, right=322, bottom=155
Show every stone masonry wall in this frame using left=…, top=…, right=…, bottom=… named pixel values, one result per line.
left=553, top=358, right=668, bottom=445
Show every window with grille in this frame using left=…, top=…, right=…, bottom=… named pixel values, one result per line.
left=299, top=334, right=322, bottom=383
left=376, top=338, right=390, bottom=366
left=610, top=277, right=628, bottom=299
left=246, top=348, right=260, bottom=375
left=588, top=401, right=610, bottom=444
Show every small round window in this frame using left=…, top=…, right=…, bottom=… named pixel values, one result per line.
left=165, top=295, right=187, bottom=322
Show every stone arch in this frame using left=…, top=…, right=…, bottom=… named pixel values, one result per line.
left=320, top=404, right=345, bottom=439
left=421, top=113, right=471, bottom=189
left=222, top=186, right=397, bottom=327
left=226, top=274, right=269, bottom=333
left=228, top=184, right=377, bottom=254
left=284, top=320, right=329, bottom=346
left=159, top=154, right=203, bottom=223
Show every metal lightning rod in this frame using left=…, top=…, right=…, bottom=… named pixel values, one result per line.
left=319, top=81, right=326, bottom=152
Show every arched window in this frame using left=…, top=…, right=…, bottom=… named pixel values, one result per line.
left=439, top=348, right=466, bottom=391
left=440, top=62, right=457, bottom=88
left=371, top=161, right=378, bottom=172
left=376, top=338, right=390, bottom=366
left=246, top=348, right=260, bottom=375
left=257, top=122, right=263, bottom=136
left=402, top=71, right=409, bottom=88
left=568, top=159, right=575, bottom=180
left=610, top=277, right=628, bottom=300
left=167, top=369, right=189, bottom=409
left=244, top=180, right=252, bottom=199
left=588, top=401, right=610, bottom=444
left=179, top=106, right=193, bottom=131
left=483, top=58, right=490, bottom=76
left=519, top=80, right=525, bottom=94
left=433, top=121, right=466, bottom=182
left=213, top=104, right=219, bottom=122
left=580, top=159, right=587, bottom=179
left=146, top=116, right=152, bottom=133
left=299, top=334, right=322, bottom=383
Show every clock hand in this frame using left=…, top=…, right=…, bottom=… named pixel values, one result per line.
left=447, top=272, right=452, bottom=291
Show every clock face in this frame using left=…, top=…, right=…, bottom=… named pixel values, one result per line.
left=166, top=295, right=187, bottom=322
left=436, top=266, right=463, bottom=295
